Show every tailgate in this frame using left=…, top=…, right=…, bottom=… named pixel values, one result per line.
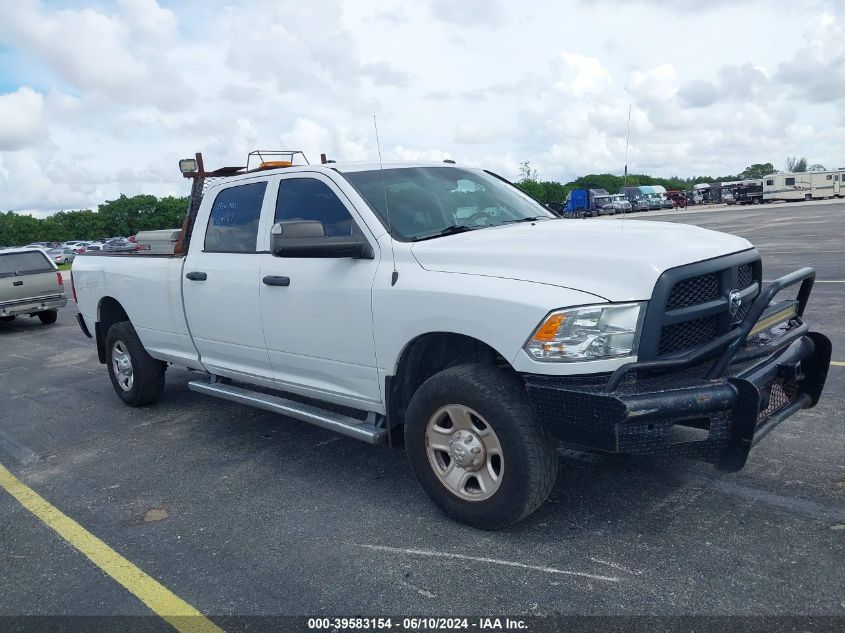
left=0, top=252, right=62, bottom=305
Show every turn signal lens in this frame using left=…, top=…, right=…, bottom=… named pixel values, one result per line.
left=532, top=313, right=567, bottom=342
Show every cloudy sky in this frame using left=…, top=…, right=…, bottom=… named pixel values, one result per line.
left=1, top=0, right=844, bottom=217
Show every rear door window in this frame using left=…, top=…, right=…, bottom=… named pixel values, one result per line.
left=204, top=181, right=268, bottom=253
left=0, top=251, right=53, bottom=278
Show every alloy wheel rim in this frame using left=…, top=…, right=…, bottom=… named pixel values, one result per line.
left=425, top=404, right=504, bottom=502
left=111, top=341, right=134, bottom=392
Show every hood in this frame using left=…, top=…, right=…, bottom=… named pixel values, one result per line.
left=410, top=219, right=753, bottom=302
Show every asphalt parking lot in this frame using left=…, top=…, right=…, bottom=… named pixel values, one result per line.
left=1, top=201, right=844, bottom=627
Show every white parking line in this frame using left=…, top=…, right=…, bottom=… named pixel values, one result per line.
left=354, top=543, right=621, bottom=582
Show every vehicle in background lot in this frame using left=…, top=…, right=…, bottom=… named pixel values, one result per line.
left=47, top=248, right=76, bottom=265
left=563, top=188, right=615, bottom=217
left=0, top=248, right=67, bottom=325
left=25, top=242, right=58, bottom=250
left=608, top=194, right=633, bottom=213
left=638, top=186, right=663, bottom=210
left=763, top=170, right=844, bottom=202
left=649, top=185, right=673, bottom=209
left=71, top=150, right=831, bottom=529
left=103, top=238, right=137, bottom=253
left=620, top=186, right=651, bottom=212
left=734, top=181, right=764, bottom=205
left=718, top=181, right=742, bottom=204
left=666, top=190, right=687, bottom=208
left=693, top=182, right=712, bottom=204
left=592, top=193, right=616, bottom=216
left=61, top=241, right=91, bottom=254
left=85, top=244, right=103, bottom=252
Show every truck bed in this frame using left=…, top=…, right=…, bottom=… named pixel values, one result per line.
left=72, top=254, right=202, bottom=368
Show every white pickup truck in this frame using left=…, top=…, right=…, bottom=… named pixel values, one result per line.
left=71, top=153, right=831, bottom=528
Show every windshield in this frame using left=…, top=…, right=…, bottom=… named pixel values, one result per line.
left=342, top=166, right=555, bottom=241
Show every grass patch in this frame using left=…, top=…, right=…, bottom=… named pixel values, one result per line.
left=57, top=263, right=72, bottom=272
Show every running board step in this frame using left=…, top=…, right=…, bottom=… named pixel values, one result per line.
left=188, top=380, right=387, bottom=445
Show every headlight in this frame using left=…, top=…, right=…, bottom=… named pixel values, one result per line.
left=524, top=303, right=645, bottom=362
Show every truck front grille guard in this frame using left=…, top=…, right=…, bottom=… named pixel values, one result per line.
left=603, top=267, right=817, bottom=394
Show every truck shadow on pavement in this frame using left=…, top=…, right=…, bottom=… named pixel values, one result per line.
left=153, top=369, right=734, bottom=540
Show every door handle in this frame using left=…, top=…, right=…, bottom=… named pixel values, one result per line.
left=185, top=271, right=207, bottom=281
left=262, top=275, right=290, bottom=287
left=13, top=280, right=23, bottom=286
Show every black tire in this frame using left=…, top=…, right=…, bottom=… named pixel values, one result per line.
left=404, top=364, right=558, bottom=529
left=805, top=194, right=812, bottom=201
left=0, top=315, right=15, bottom=322
left=105, top=321, right=166, bottom=406
left=37, top=310, right=58, bottom=325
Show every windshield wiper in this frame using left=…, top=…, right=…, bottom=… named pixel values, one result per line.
left=411, top=225, right=480, bottom=242
left=499, top=216, right=549, bottom=225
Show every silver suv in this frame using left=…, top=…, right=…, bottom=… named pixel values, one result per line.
left=0, top=248, right=68, bottom=325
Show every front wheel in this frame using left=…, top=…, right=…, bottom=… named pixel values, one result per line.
left=106, top=321, right=166, bottom=406
left=405, top=365, right=558, bottom=529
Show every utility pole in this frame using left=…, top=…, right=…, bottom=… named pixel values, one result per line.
left=624, top=103, right=631, bottom=187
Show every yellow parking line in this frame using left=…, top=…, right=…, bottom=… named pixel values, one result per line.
left=0, top=463, right=223, bottom=633
left=831, top=361, right=845, bottom=367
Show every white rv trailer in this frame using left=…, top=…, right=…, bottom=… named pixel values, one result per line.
left=763, top=170, right=844, bottom=202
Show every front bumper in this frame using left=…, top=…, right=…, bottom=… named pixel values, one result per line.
left=523, top=268, right=832, bottom=472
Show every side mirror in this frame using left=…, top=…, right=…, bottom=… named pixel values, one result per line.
left=270, top=221, right=374, bottom=259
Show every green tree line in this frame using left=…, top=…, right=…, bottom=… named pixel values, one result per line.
left=0, top=159, right=798, bottom=245
left=514, top=162, right=777, bottom=204
left=0, top=194, right=188, bottom=246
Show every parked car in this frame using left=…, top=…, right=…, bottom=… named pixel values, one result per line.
left=72, top=155, right=831, bottom=529
left=61, top=241, right=91, bottom=253
left=104, top=238, right=137, bottom=253
left=47, top=248, right=76, bottom=265
left=0, top=248, right=67, bottom=324
left=85, top=244, right=103, bottom=252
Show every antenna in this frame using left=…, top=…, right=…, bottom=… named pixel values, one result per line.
left=624, top=103, right=631, bottom=187
left=622, top=103, right=632, bottom=226
left=374, top=115, right=398, bottom=286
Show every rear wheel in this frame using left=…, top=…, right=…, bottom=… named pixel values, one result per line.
left=405, top=365, right=558, bottom=529
left=106, top=321, right=166, bottom=406
left=805, top=194, right=812, bottom=201
left=37, top=310, right=58, bottom=325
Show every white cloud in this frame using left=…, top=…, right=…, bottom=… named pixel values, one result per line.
left=0, top=0, right=193, bottom=109
left=0, top=87, right=45, bottom=150
left=1, top=0, right=845, bottom=215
